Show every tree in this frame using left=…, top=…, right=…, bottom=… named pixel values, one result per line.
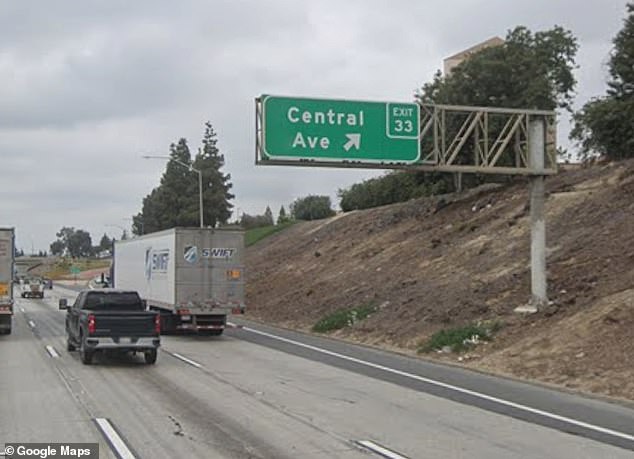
left=417, top=26, right=578, bottom=111
left=133, top=122, right=234, bottom=235
left=50, top=240, right=64, bottom=256
left=290, top=195, right=336, bottom=221
left=571, top=3, right=634, bottom=160
left=98, top=233, right=113, bottom=252
left=239, top=207, right=275, bottom=230
left=193, top=122, right=234, bottom=228
left=51, top=227, right=92, bottom=258
left=338, top=171, right=449, bottom=212
left=264, top=206, right=274, bottom=226
left=277, top=205, right=290, bottom=225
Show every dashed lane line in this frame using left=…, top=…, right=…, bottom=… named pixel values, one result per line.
left=356, top=440, right=409, bottom=459
left=94, top=418, right=137, bottom=459
left=45, top=345, right=60, bottom=358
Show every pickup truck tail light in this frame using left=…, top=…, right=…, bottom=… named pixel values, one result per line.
left=87, top=314, right=96, bottom=334
left=154, top=314, right=161, bottom=334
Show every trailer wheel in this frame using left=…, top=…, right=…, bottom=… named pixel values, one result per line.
left=144, top=349, right=157, bottom=364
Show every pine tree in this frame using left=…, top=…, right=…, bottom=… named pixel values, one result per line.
left=277, top=205, right=289, bottom=225
left=134, top=139, right=198, bottom=234
left=608, top=3, right=634, bottom=100
left=133, top=123, right=234, bottom=234
left=264, top=206, right=274, bottom=226
left=193, top=122, right=234, bottom=227
left=99, top=233, right=112, bottom=251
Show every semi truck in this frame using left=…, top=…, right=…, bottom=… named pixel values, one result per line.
left=112, top=227, right=245, bottom=335
left=0, top=228, right=15, bottom=335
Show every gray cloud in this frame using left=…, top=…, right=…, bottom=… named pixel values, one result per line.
left=0, top=0, right=629, bottom=251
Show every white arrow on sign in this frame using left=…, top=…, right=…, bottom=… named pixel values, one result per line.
left=343, top=133, right=361, bottom=151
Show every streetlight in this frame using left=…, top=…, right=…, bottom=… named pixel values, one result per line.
left=142, top=155, right=204, bottom=228
left=122, top=218, right=143, bottom=236
left=105, top=224, right=127, bottom=240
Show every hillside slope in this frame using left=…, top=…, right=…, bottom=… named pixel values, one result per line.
left=246, top=160, right=634, bottom=400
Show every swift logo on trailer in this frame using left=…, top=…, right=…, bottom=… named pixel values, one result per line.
left=145, top=247, right=169, bottom=279
left=201, top=248, right=236, bottom=259
left=184, top=246, right=199, bottom=263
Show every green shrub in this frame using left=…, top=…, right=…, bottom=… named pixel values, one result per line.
left=312, top=303, right=377, bottom=333
left=419, top=321, right=502, bottom=353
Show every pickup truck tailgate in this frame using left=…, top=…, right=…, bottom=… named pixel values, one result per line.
left=93, top=312, right=157, bottom=336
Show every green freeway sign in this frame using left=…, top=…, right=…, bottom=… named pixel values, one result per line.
left=70, top=266, right=80, bottom=275
left=261, top=95, right=420, bottom=164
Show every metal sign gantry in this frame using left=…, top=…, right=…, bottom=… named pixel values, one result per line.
left=256, top=98, right=556, bottom=176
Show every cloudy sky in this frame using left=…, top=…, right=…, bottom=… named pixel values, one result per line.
left=0, top=0, right=628, bottom=252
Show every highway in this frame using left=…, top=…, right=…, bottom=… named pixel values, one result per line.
left=1, top=285, right=633, bottom=459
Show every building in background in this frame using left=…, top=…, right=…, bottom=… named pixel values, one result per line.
left=443, top=36, right=504, bottom=76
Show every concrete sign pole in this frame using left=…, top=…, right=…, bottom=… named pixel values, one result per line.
left=529, top=119, right=548, bottom=312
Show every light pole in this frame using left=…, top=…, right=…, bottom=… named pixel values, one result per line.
left=105, top=224, right=127, bottom=240
left=122, top=218, right=143, bottom=235
left=142, top=155, right=204, bottom=228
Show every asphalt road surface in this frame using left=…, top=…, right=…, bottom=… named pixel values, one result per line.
left=1, top=285, right=633, bottom=458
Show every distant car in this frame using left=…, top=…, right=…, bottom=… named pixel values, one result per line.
left=42, top=278, right=53, bottom=289
left=20, top=278, right=44, bottom=299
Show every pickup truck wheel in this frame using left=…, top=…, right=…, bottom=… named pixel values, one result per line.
left=66, top=337, right=76, bottom=352
left=144, top=349, right=157, bottom=364
left=79, top=335, right=93, bottom=365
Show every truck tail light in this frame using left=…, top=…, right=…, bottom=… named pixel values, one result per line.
left=0, top=305, right=11, bottom=312
left=87, top=314, right=96, bottom=334
left=154, top=314, right=161, bottom=334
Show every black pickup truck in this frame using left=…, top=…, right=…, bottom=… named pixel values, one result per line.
left=60, top=289, right=160, bottom=365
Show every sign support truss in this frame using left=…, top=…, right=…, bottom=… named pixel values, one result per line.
left=256, top=99, right=556, bottom=176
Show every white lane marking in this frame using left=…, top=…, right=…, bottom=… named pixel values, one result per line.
left=242, top=326, right=634, bottom=443
left=94, top=418, right=137, bottom=459
left=169, top=352, right=203, bottom=369
left=20, top=307, right=25, bottom=313
left=357, top=440, right=409, bottom=459
left=28, top=320, right=35, bottom=328
left=45, top=345, right=60, bottom=358
left=226, top=321, right=243, bottom=329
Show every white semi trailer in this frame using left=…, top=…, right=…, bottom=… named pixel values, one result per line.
left=113, top=227, right=245, bottom=335
left=0, top=228, right=15, bottom=335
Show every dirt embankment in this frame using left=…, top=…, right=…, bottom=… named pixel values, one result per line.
left=246, top=160, right=634, bottom=401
